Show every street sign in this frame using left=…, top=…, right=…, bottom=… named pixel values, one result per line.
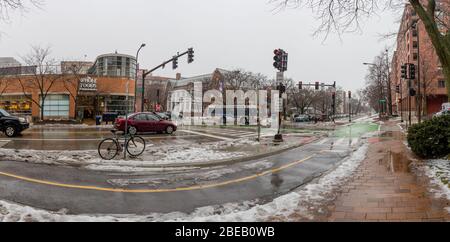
left=276, top=72, right=284, bottom=83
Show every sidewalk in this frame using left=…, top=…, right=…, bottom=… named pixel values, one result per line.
left=326, top=120, right=450, bottom=222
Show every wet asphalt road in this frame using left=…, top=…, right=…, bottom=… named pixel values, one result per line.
left=0, top=126, right=259, bottom=150
left=0, top=119, right=378, bottom=215
left=0, top=138, right=354, bottom=214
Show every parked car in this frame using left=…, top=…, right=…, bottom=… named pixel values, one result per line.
left=434, top=110, right=450, bottom=118
left=154, top=112, right=171, bottom=121
left=0, top=109, right=30, bottom=137
left=294, top=115, right=310, bottom=123
left=115, top=112, right=177, bottom=135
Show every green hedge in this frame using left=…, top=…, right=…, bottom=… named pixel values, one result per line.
left=407, top=115, right=450, bottom=159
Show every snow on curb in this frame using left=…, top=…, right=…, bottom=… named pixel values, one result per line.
left=0, top=143, right=369, bottom=222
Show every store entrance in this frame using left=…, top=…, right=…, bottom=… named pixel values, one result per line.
left=77, top=95, right=106, bottom=121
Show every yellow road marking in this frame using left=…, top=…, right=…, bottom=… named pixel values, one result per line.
left=0, top=154, right=316, bottom=193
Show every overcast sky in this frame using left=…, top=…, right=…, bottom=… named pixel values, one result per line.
left=0, top=0, right=400, bottom=92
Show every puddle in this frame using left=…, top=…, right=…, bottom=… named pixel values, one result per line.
left=387, top=150, right=412, bottom=173
left=380, top=131, right=405, bottom=141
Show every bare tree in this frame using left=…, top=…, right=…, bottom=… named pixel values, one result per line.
left=363, top=52, right=390, bottom=113
left=274, top=0, right=450, bottom=101
left=0, top=0, right=41, bottom=22
left=61, top=62, right=90, bottom=120
left=290, top=87, right=319, bottom=114
left=17, top=45, right=62, bottom=121
left=222, top=69, right=266, bottom=90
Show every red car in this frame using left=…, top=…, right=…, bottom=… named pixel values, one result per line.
left=115, top=112, right=177, bottom=135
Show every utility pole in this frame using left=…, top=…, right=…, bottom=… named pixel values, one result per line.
left=273, top=49, right=288, bottom=143
left=348, top=91, right=352, bottom=123
left=386, top=49, right=393, bottom=117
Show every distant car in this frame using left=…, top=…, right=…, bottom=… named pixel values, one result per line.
left=115, top=112, right=177, bottom=135
left=0, top=109, right=30, bottom=137
left=294, top=115, right=310, bottom=123
left=434, top=110, right=450, bottom=118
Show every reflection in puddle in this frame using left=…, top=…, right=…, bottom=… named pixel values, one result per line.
left=388, top=151, right=412, bottom=173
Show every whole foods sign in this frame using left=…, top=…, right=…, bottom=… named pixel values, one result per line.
left=79, top=77, right=97, bottom=91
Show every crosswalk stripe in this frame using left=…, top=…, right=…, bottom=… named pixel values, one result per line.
left=334, top=138, right=346, bottom=146
left=317, top=138, right=329, bottom=145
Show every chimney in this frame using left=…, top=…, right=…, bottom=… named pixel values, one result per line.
left=176, top=73, right=181, bottom=80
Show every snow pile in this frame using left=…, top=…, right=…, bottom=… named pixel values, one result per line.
left=0, top=144, right=369, bottom=222
left=422, top=159, right=450, bottom=211
left=0, top=139, right=255, bottom=172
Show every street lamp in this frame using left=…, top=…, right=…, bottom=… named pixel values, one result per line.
left=135, top=43, right=146, bottom=112
left=125, top=43, right=146, bottom=160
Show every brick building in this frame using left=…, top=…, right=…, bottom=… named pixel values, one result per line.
left=390, top=2, right=449, bottom=120
left=0, top=53, right=136, bottom=121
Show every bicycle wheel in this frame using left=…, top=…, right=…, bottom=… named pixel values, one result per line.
left=98, top=138, right=119, bottom=160
left=126, top=136, right=146, bottom=157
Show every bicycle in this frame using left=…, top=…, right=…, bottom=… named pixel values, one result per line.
left=98, top=130, right=146, bottom=160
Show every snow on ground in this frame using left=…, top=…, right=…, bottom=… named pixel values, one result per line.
left=0, top=139, right=263, bottom=172
left=0, top=143, right=369, bottom=222
left=421, top=159, right=450, bottom=212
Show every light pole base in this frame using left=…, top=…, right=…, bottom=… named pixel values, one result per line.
left=274, top=134, right=284, bottom=143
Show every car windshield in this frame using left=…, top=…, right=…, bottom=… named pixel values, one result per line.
left=0, top=109, right=11, bottom=117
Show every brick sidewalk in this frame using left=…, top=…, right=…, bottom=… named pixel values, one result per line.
left=327, top=122, right=450, bottom=222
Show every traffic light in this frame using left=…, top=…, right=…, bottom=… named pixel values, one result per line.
left=281, top=51, right=288, bottom=72
left=315, top=82, right=320, bottom=90
left=396, top=85, right=400, bottom=93
left=348, top=91, right=352, bottom=99
left=172, top=56, right=178, bottom=70
left=299, top=81, right=303, bottom=90
left=279, top=84, right=286, bottom=94
left=409, top=64, right=416, bottom=80
left=188, top=48, right=194, bottom=64
left=409, top=88, right=417, bottom=97
left=401, top=64, right=408, bottom=79
left=273, top=49, right=283, bottom=71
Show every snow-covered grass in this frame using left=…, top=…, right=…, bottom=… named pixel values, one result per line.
left=0, top=143, right=369, bottom=222
left=421, top=159, right=450, bottom=212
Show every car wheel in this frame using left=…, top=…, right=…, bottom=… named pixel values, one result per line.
left=5, top=126, right=17, bottom=137
left=165, top=126, right=174, bottom=135
left=128, top=126, right=137, bottom=135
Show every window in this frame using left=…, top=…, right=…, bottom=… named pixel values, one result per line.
left=413, top=53, right=418, bottom=61
left=147, top=114, right=160, bottom=121
left=413, top=41, right=418, bottom=48
left=438, top=80, right=446, bottom=88
left=412, top=29, right=418, bottom=37
left=133, top=114, right=147, bottom=121
left=0, top=95, right=32, bottom=116
left=41, top=94, right=70, bottom=118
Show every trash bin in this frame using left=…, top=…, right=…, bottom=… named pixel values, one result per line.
left=95, top=115, right=102, bottom=125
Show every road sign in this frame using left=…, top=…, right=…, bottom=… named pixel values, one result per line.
left=276, top=72, right=284, bottom=83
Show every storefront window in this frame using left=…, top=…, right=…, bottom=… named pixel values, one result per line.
left=41, top=94, right=70, bottom=119
left=0, top=95, right=32, bottom=116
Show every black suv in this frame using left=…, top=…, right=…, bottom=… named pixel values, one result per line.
left=0, top=109, right=30, bottom=137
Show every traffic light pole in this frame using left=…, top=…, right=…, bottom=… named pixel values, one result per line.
left=141, top=49, right=192, bottom=112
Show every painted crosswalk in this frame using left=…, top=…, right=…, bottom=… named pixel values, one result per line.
left=313, top=137, right=361, bottom=150
left=180, top=127, right=257, bottom=140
